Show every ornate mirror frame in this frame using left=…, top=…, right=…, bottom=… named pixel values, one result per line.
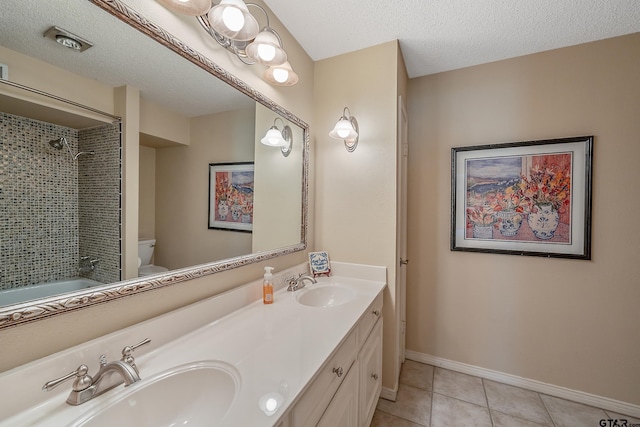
left=0, top=0, right=309, bottom=329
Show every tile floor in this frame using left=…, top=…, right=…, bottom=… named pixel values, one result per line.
left=371, top=360, right=640, bottom=427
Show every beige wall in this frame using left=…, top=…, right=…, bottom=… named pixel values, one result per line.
left=154, top=108, right=255, bottom=270
left=0, top=46, right=114, bottom=116
left=0, top=0, right=314, bottom=372
left=406, top=34, right=640, bottom=405
left=139, top=145, right=157, bottom=240
left=253, top=103, right=304, bottom=252
left=139, top=98, right=190, bottom=146
left=314, top=41, right=402, bottom=392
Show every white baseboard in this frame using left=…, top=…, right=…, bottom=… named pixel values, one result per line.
left=405, top=350, right=640, bottom=419
left=380, top=386, right=397, bottom=401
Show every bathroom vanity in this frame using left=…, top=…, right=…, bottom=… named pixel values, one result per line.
left=0, top=262, right=385, bottom=427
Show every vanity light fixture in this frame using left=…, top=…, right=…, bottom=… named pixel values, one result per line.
left=156, top=0, right=298, bottom=85
left=329, top=107, right=359, bottom=152
left=261, top=117, right=292, bottom=157
left=207, top=0, right=259, bottom=41
left=155, top=0, right=211, bottom=16
left=43, top=26, right=93, bottom=52
left=263, top=61, right=299, bottom=87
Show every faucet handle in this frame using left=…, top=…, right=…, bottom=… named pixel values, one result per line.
left=121, top=338, right=151, bottom=371
left=42, top=364, right=92, bottom=392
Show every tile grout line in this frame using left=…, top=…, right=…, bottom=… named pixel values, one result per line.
left=482, top=378, right=496, bottom=427
left=428, top=365, right=435, bottom=427
left=538, top=392, right=558, bottom=427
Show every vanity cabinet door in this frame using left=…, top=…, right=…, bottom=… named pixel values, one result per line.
left=292, top=331, right=358, bottom=427
left=274, top=411, right=290, bottom=427
left=359, top=318, right=383, bottom=427
left=317, top=360, right=359, bottom=427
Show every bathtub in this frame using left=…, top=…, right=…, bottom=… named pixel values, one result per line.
left=0, top=278, right=103, bottom=306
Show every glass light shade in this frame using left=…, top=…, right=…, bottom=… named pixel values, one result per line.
left=155, top=0, right=211, bottom=16
left=263, top=61, right=299, bottom=86
left=246, top=29, right=287, bottom=66
left=329, top=118, right=358, bottom=140
left=208, top=0, right=259, bottom=41
left=261, top=127, right=287, bottom=147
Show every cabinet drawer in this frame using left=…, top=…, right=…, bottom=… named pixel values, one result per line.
left=358, top=293, right=383, bottom=346
left=292, top=330, right=358, bottom=427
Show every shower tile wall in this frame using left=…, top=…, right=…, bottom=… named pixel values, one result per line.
left=0, top=112, right=121, bottom=290
left=1, top=112, right=79, bottom=289
left=78, top=123, right=121, bottom=284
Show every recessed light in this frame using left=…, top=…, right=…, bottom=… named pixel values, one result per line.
left=43, top=26, right=93, bottom=52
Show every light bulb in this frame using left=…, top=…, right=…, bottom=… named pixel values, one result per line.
left=272, top=68, right=289, bottom=83
left=265, top=398, right=278, bottom=412
left=222, top=7, right=245, bottom=31
left=257, top=44, right=276, bottom=62
left=337, top=128, right=350, bottom=138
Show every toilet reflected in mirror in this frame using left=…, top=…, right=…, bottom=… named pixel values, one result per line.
left=138, top=239, right=168, bottom=277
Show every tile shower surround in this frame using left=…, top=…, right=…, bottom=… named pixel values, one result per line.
left=0, top=112, right=121, bottom=290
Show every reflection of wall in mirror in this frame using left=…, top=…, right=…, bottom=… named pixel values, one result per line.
left=150, top=107, right=256, bottom=270
left=253, top=103, right=304, bottom=252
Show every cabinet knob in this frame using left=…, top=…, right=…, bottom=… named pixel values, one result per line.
left=371, top=373, right=379, bottom=381
left=332, top=367, right=344, bottom=378
left=372, top=310, right=380, bottom=316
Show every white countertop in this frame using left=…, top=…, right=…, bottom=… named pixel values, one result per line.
left=0, top=262, right=386, bottom=427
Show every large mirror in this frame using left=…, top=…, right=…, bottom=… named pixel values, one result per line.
left=0, top=0, right=308, bottom=327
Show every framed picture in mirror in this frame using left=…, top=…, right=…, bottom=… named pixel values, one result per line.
left=208, top=162, right=255, bottom=232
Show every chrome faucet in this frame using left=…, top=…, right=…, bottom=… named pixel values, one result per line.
left=43, top=338, right=150, bottom=405
left=287, top=274, right=317, bottom=292
left=78, top=256, right=99, bottom=274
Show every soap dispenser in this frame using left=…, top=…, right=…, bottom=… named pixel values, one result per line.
left=263, top=266, right=274, bottom=304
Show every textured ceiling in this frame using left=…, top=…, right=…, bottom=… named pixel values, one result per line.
left=0, top=0, right=251, bottom=120
left=263, top=0, right=640, bottom=78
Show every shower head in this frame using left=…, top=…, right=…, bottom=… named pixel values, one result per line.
left=48, top=137, right=66, bottom=150
left=47, top=136, right=95, bottom=160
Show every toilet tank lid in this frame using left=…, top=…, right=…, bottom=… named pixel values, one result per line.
left=138, top=238, right=156, bottom=245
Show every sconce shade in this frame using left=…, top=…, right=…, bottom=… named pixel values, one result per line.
left=261, top=118, right=293, bottom=157
left=261, top=127, right=287, bottom=147
left=263, top=61, right=299, bottom=86
left=329, top=119, right=358, bottom=140
left=329, top=107, right=359, bottom=152
left=246, top=29, right=287, bottom=66
left=155, top=0, right=211, bottom=16
left=208, top=0, right=259, bottom=41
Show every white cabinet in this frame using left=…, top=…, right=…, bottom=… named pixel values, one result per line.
left=317, top=360, right=359, bottom=427
left=359, top=318, right=383, bottom=426
left=290, top=293, right=383, bottom=427
left=292, top=331, right=358, bottom=427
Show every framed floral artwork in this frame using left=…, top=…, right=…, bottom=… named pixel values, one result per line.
left=208, top=162, right=254, bottom=232
left=451, top=136, right=593, bottom=259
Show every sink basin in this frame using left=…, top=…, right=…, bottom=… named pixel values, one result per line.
left=73, top=361, right=240, bottom=427
left=296, top=284, right=356, bottom=308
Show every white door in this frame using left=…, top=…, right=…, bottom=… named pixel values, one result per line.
left=397, top=96, right=409, bottom=368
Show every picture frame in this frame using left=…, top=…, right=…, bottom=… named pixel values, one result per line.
left=451, top=136, right=593, bottom=259
left=308, top=251, right=331, bottom=277
left=208, top=162, right=254, bottom=232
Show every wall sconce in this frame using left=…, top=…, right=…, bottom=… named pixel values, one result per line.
left=156, top=0, right=298, bottom=86
left=329, top=107, right=359, bottom=152
left=261, top=117, right=292, bottom=157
